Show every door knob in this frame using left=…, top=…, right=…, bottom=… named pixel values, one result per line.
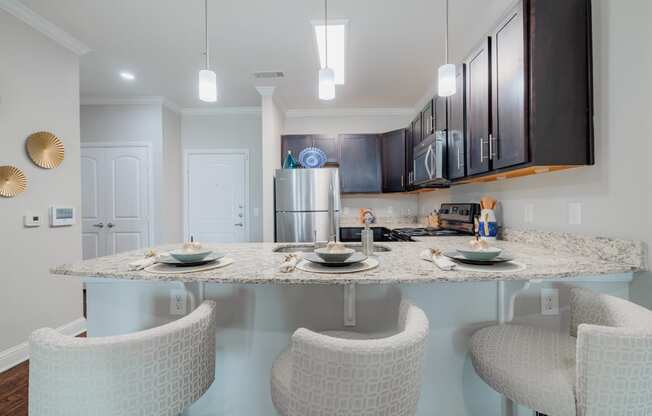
left=234, top=223, right=244, bottom=227
left=92, top=222, right=104, bottom=228
left=238, top=213, right=243, bottom=218
left=107, top=222, right=115, bottom=228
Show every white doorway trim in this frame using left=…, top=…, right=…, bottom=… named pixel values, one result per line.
left=80, top=141, right=154, bottom=247
left=183, top=148, right=251, bottom=242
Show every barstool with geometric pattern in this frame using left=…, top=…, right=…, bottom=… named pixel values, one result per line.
left=270, top=300, right=430, bottom=416
left=469, top=288, right=652, bottom=416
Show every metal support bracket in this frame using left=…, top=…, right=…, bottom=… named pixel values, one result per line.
left=343, top=283, right=356, bottom=326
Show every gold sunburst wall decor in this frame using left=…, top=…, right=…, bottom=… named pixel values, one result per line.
left=26, top=131, right=65, bottom=169
left=0, top=166, right=27, bottom=198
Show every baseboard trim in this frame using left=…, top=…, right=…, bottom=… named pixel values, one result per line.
left=0, top=317, right=86, bottom=373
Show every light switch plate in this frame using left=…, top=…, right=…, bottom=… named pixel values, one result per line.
left=24, top=213, right=41, bottom=227
left=568, top=203, right=582, bottom=225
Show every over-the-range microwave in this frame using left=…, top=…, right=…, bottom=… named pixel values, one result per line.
left=413, top=131, right=449, bottom=187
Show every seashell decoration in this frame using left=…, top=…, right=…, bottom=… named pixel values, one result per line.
left=0, top=165, right=27, bottom=197
left=26, top=131, right=65, bottom=169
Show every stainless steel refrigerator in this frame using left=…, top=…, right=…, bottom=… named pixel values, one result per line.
left=274, top=168, right=341, bottom=243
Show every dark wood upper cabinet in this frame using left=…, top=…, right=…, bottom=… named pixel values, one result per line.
left=465, top=38, right=492, bottom=176
left=411, top=113, right=422, bottom=147
left=491, top=3, right=527, bottom=170
left=281, top=135, right=338, bottom=166
left=448, top=64, right=467, bottom=180
left=405, top=125, right=415, bottom=188
left=380, top=129, right=407, bottom=193
left=421, top=100, right=434, bottom=138
left=434, top=96, right=447, bottom=132
left=338, top=134, right=382, bottom=193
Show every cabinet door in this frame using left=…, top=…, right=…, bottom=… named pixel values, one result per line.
left=381, top=129, right=406, bottom=193
left=281, top=135, right=338, bottom=166
left=465, top=39, right=491, bottom=176
left=434, top=96, right=447, bottom=131
left=405, top=126, right=415, bottom=188
left=412, top=113, right=422, bottom=147
left=312, top=135, right=339, bottom=164
left=491, top=4, right=527, bottom=169
left=339, top=134, right=382, bottom=193
left=447, top=64, right=467, bottom=180
left=421, top=100, right=434, bottom=138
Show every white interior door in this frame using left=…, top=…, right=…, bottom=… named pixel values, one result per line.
left=187, top=152, right=248, bottom=243
left=81, top=145, right=151, bottom=259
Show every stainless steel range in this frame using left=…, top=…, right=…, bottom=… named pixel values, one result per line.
left=393, top=203, right=480, bottom=239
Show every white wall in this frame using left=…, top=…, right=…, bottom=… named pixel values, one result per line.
left=418, top=0, right=652, bottom=307
left=182, top=112, right=263, bottom=241
left=80, top=103, right=167, bottom=243
left=162, top=107, right=182, bottom=243
left=0, top=10, right=83, bottom=352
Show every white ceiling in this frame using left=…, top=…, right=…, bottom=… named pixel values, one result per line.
left=18, top=0, right=513, bottom=109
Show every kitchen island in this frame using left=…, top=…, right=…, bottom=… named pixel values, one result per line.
left=52, top=231, right=646, bottom=416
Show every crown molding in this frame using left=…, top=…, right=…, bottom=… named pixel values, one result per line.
left=181, top=107, right=262, bottom=116
left=285, top=108, right=416, bottom=118
left=0, top=0, right=91, bottom=55
left=80, top=96, right=182, bottom=114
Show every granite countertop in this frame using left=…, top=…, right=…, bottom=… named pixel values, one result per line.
left=51, top=231, right=646, bottom=285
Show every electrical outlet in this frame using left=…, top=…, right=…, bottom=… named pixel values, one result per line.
left=524, top=204, right=534, bottom=224
left=541, top=288, right=559, bottom=315
left=568, top=202, right=582, bottom=225
left=170, top=289, right=187, bottom=315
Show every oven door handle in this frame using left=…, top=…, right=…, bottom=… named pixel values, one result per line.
left=424, top=145, right=433, bottom=179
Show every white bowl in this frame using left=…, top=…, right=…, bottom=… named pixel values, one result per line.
left=169, top=249, right=213, bottom=263
left=456, top=247, right=502, bottom=261
left=314, top=247, right=355, bottom=262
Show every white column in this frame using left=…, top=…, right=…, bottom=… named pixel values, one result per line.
left=256, top=86, right=284, bottom=242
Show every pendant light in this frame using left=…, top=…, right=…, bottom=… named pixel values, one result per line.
left=199, top=0, right=218, bottom=102
left=438, top=0, right=456, bottom=97
left=318, top=0, right=335, bottom=100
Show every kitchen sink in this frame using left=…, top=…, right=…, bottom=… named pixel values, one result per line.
left=273, top=244, right=391, bottom=253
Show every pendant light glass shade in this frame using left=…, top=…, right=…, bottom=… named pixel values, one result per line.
left=438, top=63, right=456, bottom=97
left=319, top=67, right=335, bottom=101
left=199, top=69, right=218, bottom=102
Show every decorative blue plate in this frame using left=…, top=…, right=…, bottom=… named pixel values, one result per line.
left=298, top=147, right=327, bottom=168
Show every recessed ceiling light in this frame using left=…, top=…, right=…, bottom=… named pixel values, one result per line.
left=120, top=71, right=135, bottom=81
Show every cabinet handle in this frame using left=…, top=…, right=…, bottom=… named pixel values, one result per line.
left=92, top=222, right=104, bottom=228
left=107, top=222, right=115, bottom=229
left=490, top=134, right=497, bottom=160
left=480, top=137, right=487, bottom=162
left=457, top=139, right=462, bottom=170
left=401, top=175, right=404, bottom=188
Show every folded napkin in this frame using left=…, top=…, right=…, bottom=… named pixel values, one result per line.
left=279, top=253, right=302, bottom=273
left=419, top=249, right=457, bottom=271
left=128, top=250, right=166, bottom=271
left=128, top=257, right=157, bottom=271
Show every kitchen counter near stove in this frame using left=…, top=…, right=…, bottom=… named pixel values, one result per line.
left=52, top=229, right=646, bottom=285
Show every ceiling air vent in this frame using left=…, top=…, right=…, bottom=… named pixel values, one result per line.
left=253, top=71, right=285, bottom=79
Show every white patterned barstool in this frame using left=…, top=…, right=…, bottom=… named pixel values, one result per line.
left=28, top=300, right=217, bottom=416
left=470, top=288, right=652, bottom=416
left=270, top=300, right=429, bottom=416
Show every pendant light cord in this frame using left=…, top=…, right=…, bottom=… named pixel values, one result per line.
left=324, top=0, right=328, bottom=69
left=444, top=0, right=449, bottom=64
left=204, top=0, right=210, bottom=69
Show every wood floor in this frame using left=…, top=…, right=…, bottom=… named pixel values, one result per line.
left=0, top=333, right=85, bottom=416
left=0, top=361, right=28, bottom=416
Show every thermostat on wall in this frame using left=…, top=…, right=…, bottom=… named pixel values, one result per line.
left=49, top=206, right=76, bottom=227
